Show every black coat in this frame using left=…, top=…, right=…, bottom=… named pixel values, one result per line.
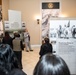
left=2, top=36, right=14, bottom=49
left=39, top=43, right=53, bottom=58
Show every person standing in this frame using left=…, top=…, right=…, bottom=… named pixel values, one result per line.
left=24, top=28, right=33, bottom=52
left=2, top=31, right=14, bottom=49
left=39, top=37, right=53, bottom=58
left=13, top=33, right=24, bottom=69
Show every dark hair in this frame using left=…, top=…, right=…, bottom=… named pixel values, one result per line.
left=33, top=53, right=70, bottom=75
left=0, top=44, right=20, bottom=74
left=5, top=32, right=9, bottom=36
left=0, top=66, right=7, bottom=75
left=14, top=33, right=20, bottom=37
left=44, top=38, right=49, bottom=43
left=8, top=69, right=27, bottom=75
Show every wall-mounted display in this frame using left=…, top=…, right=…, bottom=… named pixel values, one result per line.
left=41, top=2, right=60, bottom=40
left=8, top=10, right=21, bottom=30
left=21, top=22, right=26, bottom=29
left=49, top=18, right=76, bottom=75
left=4, top=21, right=10, bottom=30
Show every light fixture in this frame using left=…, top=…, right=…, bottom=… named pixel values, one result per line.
left=35, top=15, right=40, bottom=24
left=37, top=19, right=39, bottom=24
left=59, top=14, right=67, bottom=17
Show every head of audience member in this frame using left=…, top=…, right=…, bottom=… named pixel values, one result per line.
left=44, top=37, right=49, bottom=44
left=8, top=69, right=27, bottom=75
left=5, top=31, right=9, bottom=37
left=0, top=44, right=19, bottom=75
left=33, top=53, right=70, bottom=75
left=14, top=32, right=20, bottom=38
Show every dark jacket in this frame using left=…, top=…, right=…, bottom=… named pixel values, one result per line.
left=39, top=43, right=53, bottom=58
left=2, top=36, right=14, bottom=49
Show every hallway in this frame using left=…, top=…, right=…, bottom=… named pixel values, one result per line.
left=22, top=47, right=40, bottom=75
